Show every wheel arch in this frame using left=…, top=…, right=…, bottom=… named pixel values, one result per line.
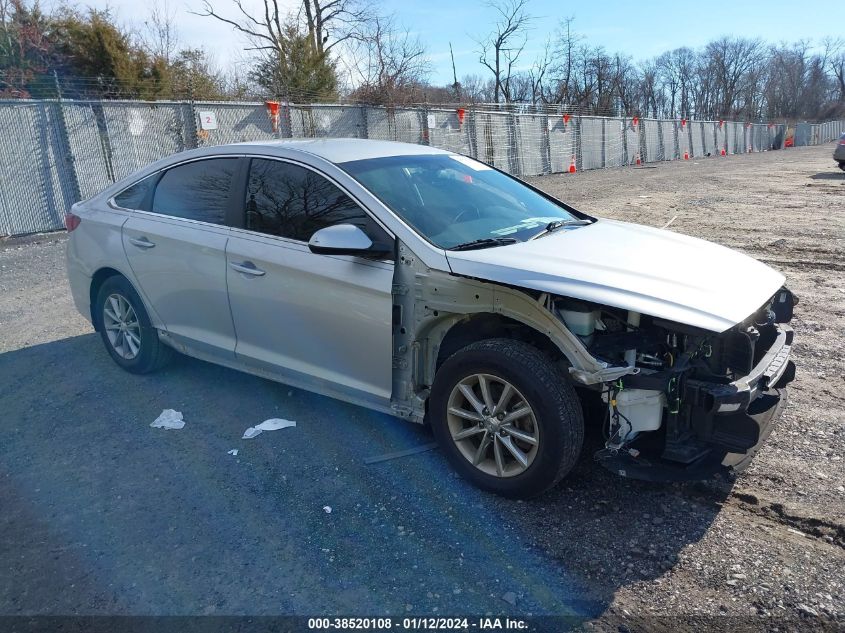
left=89, top=267, right=125, bottom=331
left=391, top=240, right=607, bottom=425
left=436, top=313, right=565, bottom=372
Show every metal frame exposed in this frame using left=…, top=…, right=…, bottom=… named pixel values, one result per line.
left=389, top=240, right=636, bottom=423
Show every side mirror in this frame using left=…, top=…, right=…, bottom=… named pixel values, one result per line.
left=308, top=224, right=377, bottom=257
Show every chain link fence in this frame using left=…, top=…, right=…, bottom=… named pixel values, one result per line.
left=1, top=97, right=843, bottom=237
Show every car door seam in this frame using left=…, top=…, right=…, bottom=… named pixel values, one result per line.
left=223, top=235, right=240, bottom=356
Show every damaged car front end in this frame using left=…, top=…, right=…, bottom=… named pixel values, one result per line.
left=390, top=242, right=796, bottom=483
left=379, top=190, right=797, bottom=485
left=426, top=206, right=798, bottom=484
left=558, top=289, right=796, bottom=480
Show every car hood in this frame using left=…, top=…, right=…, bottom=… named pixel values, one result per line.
left=445, top=219, right=785, bottom=333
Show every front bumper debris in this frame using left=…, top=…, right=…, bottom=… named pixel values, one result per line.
left=596, top=324, right=795, bottom=482
left=595, top=386, right=787, bottom=481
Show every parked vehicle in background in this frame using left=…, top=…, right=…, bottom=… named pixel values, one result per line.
left=835, top=133, right=845, bottom=170
left=65, top=139, right=796, bottom=498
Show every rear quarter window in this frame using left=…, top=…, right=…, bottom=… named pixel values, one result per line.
left=113, top=176, right=155, bottom=210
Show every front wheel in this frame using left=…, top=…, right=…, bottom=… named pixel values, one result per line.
left=430, top=339, right=584, bottom=498
left=95, top=275, right=173, bottom=374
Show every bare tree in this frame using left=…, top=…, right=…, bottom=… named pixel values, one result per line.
left=474, top=0, right=533, bottom=103
left=655, top=47, right=695, bottom=117
left=195, top=0, right=289, bottom=56
left=703, top=37, right=764, bottom=117
left=460, top=74, right=495, bottom=102
left=195, top=0, right=344, bottom=99
left=546, top=17, right=578, bottom=104
left=141, top=0, right=179, bottom=64
left=344, top=13, right=429, bottom=104
left=526, top=36, right=552, bottom=103
left=300, top=0, right=372, bottom=55
left=823, top=37, right=845, bottom=103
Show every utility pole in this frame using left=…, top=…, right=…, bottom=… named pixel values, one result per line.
left=450, top=43, right=460, bottom=102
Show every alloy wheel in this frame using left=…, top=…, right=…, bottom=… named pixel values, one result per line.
left=102, top=293, right=141, bottom=360
left=445, top=373, right=539, bottom=478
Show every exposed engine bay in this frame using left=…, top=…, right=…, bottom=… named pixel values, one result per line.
left=552, top=288, right=797, bottom=479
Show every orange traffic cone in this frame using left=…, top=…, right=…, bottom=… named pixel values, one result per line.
left=635, top=152, right=641, bottom=166
left=568, top=155, right=577, bottom=174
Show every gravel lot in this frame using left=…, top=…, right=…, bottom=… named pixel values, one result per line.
left=0, top=144, right=843, bottom=629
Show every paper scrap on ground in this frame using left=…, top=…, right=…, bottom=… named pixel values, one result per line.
left=323, top=506, right=332, bottom=514
left=150, top=409, right=184, bottom=430
left=227, top=449, right=238, bottom=456
left=242, top=418, right=297, bottom=439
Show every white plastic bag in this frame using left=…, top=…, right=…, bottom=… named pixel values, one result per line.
left=150, top=409, right=184, bottom=430
left=242, top=418, right=296, bottom=439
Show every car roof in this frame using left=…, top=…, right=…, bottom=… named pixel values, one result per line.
left=229, top=138, right=452, bottom=163
left=93, top=138, right=457, bottom=204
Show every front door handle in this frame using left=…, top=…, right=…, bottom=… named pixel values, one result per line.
left=229, top=261, right=266, bottom=277
left=128, top=236, right=155, bottom=249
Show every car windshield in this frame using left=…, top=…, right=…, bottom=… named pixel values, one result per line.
left=339, top=154, right=585, bottom=249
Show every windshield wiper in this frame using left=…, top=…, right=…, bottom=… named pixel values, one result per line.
left=448, top=237, right=519, bottom=251
left=530, top=219, right=592, bottom=240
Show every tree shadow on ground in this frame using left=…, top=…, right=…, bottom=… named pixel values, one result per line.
left=0, top=335, right=729, bottom=625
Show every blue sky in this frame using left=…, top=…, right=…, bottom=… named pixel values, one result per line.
left=411, top=0, right=843, bottom=84
left=88, top=0, right=843, bottom=84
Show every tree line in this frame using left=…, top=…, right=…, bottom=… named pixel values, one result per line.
left=2, top=0, right=844, bottom=121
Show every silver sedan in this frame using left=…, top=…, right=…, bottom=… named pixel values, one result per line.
left=66, top=139, right=796, bottom=498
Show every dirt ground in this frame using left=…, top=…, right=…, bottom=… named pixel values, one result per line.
left=528, top=144, right=845, bottom=625
left=0, top=143, right=843, bottom=630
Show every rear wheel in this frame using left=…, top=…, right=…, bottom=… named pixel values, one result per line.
left=430, top=339, right=584, bottom=498
left=839, top=161, right=845, bottom=172
left=95, top=275, right=172, bottom=374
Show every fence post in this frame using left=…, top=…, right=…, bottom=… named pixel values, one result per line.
left=600, top=118, right=606, bottom=168
left=358, top=104, right=369, bottom=139
left=639, top=118, right=647, bottom=163
left=185, top=74, right=200, bottom=149
left=656, top=119, right=664, bottom=161
left=541, top=111, right=552, bottom=174
left=50, top=95, right=82, bottom=206
left=575, top=113, right=583, bottom=172
left=621, top=116, right=629, bottom=166
left=420, top=105, right=431, bottom=146
left=468, top=107, right=480, bottom=158
left=506, top=109, right=519, bottom=175
left=34, top=103, right=61, bottom=228
left=712, top=122, right=718, bottom=155
left=279, top=101, right=292, bottom=138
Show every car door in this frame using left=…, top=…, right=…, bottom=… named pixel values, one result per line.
left=121, top=157, right=241, bottom=359
left=225, top=157, right=394, bottom=408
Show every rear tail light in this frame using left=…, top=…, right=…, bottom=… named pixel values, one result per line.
left=65, top=211, right=81, bottom=232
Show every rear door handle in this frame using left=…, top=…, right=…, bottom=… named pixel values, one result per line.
left=129, top=237, right=155, bottom=249
left=229, top=261, right=266, bottom=277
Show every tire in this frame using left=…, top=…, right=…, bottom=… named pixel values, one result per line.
left=430, top=339, right=584, bottom=499
left=94, top=275, right=173, bottom=374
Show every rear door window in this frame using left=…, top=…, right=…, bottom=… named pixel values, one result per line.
left=151, top=158, right=238, bottom=224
